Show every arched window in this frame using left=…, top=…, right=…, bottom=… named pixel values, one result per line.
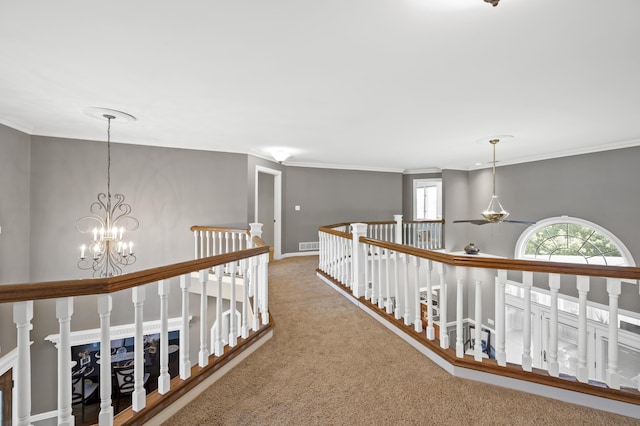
left=515, top=216, right=634, bottom=266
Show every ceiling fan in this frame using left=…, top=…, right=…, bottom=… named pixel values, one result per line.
left=454, top=138, right=535, bottom=226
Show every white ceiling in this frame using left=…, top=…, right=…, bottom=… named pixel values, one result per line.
left=1, top=0, right=639, bottom=172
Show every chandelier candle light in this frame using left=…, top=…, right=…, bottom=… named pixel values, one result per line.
left=76, top=108, right=139, bottom=277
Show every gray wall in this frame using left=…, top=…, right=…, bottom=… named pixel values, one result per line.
left=401, top=172, right=441, bottom=221
left=29, top=136, right=249, bottom=281
left=443, top=147, right=640, bottom=316
left=25, top=135, right=250, bottom=413
left=283, top=167, right=403, bottom=253
left=0, top=124, right=31, bottom=284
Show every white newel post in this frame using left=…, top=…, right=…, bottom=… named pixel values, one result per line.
left=437, top=262, right=448, bottom=349
left=14, top=301, right=33, bottom=426
left=158, top=280, right=170, bottom=394
left=214, top=265, right=225, bottom=356
left=576, top=275, right=590, bottom=383
left=456, top=266, right=465, bottom=358
left=548, top=273, right=561, bottom=377
left=56, top=297, right=74, bottom=426
left=522, top=271, right=533, bottom=371
left=132, top=286, right=146, bottom=411
left=229, top=261, right=238, bottom=347
left=179, top=274, right=192, bottom=380
left=425, top=259, right=435, bottom=340
left=496, top=270, right=507, bottom=367
left=351, top=223, right=367, bottom=298
left=394, top=214, right=403, bottom=244
left=473, top=268, right=484, bottom=362
left=414, top=257, right=423, bottom=332
left=97, top=295, right=114, bottom=425
left=606, top=278, right=621, bottom=390
left=199, top=270, right=210, bottom=366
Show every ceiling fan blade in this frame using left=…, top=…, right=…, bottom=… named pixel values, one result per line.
left=453, top=219, right=491, bottom=225
left=502, top=220, right=536, bottom=225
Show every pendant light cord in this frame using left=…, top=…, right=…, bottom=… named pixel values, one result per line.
left=104, top=114, right=115, bottom=199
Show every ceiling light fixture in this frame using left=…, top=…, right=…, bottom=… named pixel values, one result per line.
left=454, top=137, right=535, bottom=226
left=271, top=149, right=291, bottom=163
left=484, top=0, right=499, bottom=6
left=76, top=108, right=139, bottom=277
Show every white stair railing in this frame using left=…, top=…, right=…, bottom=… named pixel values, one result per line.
left=318, top=217, right=640, bottom=402
left=0, top=224, right=270, bottom=426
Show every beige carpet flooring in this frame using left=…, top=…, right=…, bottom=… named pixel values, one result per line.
left=166, top=256, right=639, bottom=425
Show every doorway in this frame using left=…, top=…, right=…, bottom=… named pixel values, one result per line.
left=255, top=166, right=282, bottom=259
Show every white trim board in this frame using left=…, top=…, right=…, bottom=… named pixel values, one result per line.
left=44, top=316, right=189, bottom=347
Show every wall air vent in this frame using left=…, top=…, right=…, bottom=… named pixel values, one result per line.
left=299, top=241, right=319, bottom=251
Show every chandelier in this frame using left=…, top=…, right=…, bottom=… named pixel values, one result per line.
left=76, top=108, right=139, bottom=277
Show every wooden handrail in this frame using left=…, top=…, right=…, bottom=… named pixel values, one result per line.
left=359, top=237, right=640, bottom=280
left=0, top=244, right=269, bottom=304
left=318, top=226, right=352, bottom=239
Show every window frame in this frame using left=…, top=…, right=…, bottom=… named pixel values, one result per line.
left=413, top=178, right=442, bottom=221
left=514, top=216, right=635, bottom=267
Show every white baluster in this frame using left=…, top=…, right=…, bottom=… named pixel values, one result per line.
left=522, top=271, right=533, bottom=371
left=403, top=254, right=411, bottom=325
left=14, top=301, right=33, bottom=426
left=214, top=264, right=225, bottom=356
left=496, top=269, right=507, bottom=367
left=132, top=286, right=146, bottom=411
left=56, top=297, right=74, bottom=426
left=473, top=268, right=484, bottom=362
left=199, top=230, right=205, bottom=259
left=370, top=244, right=377, bottom=304
left=425, top=259, right=435, bottom=340
left=414, top=257, right=423, bottom=332
left=229, top=261, right=238, bottom=347
left=218, top=230, right=223, bottom=256
left=377, top=246, right=384, bottom=309
left=97, top=295, right=114, bottom=425
left=250, top=256, right=260, bottom=333
left=364, top=243, right=371, bottom=300
left=437, top=262, right=448, bottom=349
left=456, top=267, right=465, bottom=358
left=158, top=280, right=170, bottom=394
left=606, top=278, right=621, bottom=390
left=199, top=269, right=210, bottom=366
left=547, top=273, right=560, bottom=377
left=576, top=275, right=590, bottom=383
left=193, top=230, right=199, bottom=259
left=206, top=230, right=211, bottom=257
left=259, top=253, right=270, bottom=324
left=386, top=249, right=393, bottom=314
left=179, top=274, right=191, bottom=380
left=241, top=258, right=250, bottom=339
left=393, top=251, right=401, bottom=319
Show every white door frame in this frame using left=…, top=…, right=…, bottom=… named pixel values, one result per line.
left=255, top=165, right=282, bottom=260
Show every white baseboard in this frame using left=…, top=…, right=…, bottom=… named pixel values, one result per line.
left=280, top=251, right=319, bottom=258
